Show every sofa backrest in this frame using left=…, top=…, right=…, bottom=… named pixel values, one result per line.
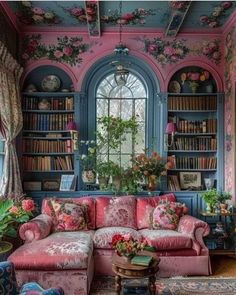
left=41, top=193, right=176, bottom=231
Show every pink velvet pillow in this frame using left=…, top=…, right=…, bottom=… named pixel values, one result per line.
left=152, top=201, right=188, bottom=230
left=42, top=197, right=96, bottom=229
left=96, top=196, right=137, bottom=229
left=136, top=193, right=176, bottom=229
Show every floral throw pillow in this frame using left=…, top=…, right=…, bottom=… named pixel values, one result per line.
left=49, top=199, right=89, bottom=232
left=151, top=201, right=188, bottom=230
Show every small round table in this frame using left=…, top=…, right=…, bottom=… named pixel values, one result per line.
left=112, top=253, right=160, bottom=295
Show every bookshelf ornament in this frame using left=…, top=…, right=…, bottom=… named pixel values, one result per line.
left=38, top=99, right=50, bottom=110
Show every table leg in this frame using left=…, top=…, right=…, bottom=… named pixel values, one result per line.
left=115, top=275, right=121, bottom=295
left=149, top=275, right=156, bottom=295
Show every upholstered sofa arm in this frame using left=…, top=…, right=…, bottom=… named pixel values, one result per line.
left=19, top=214, right=53, bottom=243
left=177, top=215, right=210, bottom=254
left=178, top=215, right=210, bottom=237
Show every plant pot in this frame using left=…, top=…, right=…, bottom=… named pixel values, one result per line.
left=98, top=176, right=109, bottom=188
left=220, top=203, right=228, bottom=213
left=82, top=170, right=96, bottom=184
left=205, top=203, right=215, bottom=213
left=112, top=176, right=122, bottom=191
left=0, top=241, right=13, bottom=261
left=147, top=175, right=158, bottom=192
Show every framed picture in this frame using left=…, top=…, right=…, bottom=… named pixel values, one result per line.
left=179, top=172, right=201, bottom=190
left=42, top=179, right=60, bottom=191
left=59, top=175, right=76, bottom=191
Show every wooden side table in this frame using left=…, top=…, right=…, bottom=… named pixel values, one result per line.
left=112, top=253, right=160, bottom=295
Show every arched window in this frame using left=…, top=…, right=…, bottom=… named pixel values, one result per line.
left=96, top=72, right=147, bottom=167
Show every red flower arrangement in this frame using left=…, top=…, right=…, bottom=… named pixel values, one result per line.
left=111, top=234, right=155, bottom=259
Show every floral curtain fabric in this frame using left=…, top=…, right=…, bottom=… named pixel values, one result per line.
left=0, top=41, right=23, bottom=198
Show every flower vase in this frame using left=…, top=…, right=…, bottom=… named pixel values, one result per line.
left=82, top=170, right=96, bottom=184
left=190, top=81, right=199, bottom=93
left=147, top=175, right=158, bottom=191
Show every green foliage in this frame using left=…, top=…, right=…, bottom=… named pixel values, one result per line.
left=0, top=199, right=34, bottom=240
left=217, top=191, right=232, bottom=204
left=96, top=161, right=113, bottom=178
left=200, top=189, right=218, bottom=206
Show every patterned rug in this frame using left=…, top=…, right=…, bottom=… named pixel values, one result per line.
left=89, top=276, right=236, bottom=295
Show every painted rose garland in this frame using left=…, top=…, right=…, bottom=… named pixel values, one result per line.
left=22, top=35, right=89, bottom=66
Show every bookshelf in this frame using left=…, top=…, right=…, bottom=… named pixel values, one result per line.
left=21, top=92, right=78, bottom=191
left=163, top=67, right=224, bottom=193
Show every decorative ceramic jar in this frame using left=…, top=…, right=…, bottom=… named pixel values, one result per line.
left=82, top=170, right=96, bottom=184
left=147, top=175, right=158, bottom=191
left=38, top=99, right=50, bottom=110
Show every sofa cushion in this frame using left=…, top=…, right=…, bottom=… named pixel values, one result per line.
left=42, top=197, right=96, bottom=230
left=139, top=229, right=192, bottom=250
left=96, top=196, right=137, bottom=229
left=151, top=202, right=187, bottom=230
left=136, top=193, right=176, bottom=229
left=9, top=231, right=94, bottom=270
left=93, top=227, right=141, bottom=249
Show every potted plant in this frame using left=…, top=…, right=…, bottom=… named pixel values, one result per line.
left=96, top=161, right=113, bottom=189
left=0, top=198, right=35, bottom=260
left=200, top=189, right=218, bottom=213
left=217, top=191, right=232, bottom=213
left=79, top=140, right=97, bottom=184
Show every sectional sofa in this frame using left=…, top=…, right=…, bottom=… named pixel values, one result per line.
left=8, top=193, right=211, bottom=295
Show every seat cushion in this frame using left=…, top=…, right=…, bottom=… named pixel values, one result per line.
left=139, top=229, right=192, bottom=250
left=96, top=196, right=137, bottom=229
left=93, top=227, right=141, bottom=249
left=9, top=231, right=94, bottom=270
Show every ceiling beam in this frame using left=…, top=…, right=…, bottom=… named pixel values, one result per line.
left=165, top=1, right=191, bottom=37
left=85, top=0, right=101, bottom=38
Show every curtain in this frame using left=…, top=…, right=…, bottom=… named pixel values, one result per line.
left=0, top=41, right=23, bottom=198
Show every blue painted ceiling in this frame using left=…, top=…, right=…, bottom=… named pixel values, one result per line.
left=7, top=1, right=236, bottom=30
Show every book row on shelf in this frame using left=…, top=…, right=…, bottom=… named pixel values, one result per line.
left=22, top=138, right=73, bottom=153
left=22, top=96, right=74, bottom=110
left=169, top=156, right=217, bottom=170
left=168, top=95, right=217, bottom=110
left=171, top=136, right=217, bottom=151
left=172, top=118, right=217, bottom=133
left=23, top=155, right=74, bottom=171
left=168, top=175, right=181, bottom=191
left=23, top=113, right=74, bottom=131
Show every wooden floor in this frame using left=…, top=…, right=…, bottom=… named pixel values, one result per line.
left=211, top=256, right=236, bottom=277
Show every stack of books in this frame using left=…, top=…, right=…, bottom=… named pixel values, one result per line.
left=131, top=255, right=153, bottom=266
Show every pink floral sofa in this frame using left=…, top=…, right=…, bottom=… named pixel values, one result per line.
left=8, top=193, right=211, bottom=295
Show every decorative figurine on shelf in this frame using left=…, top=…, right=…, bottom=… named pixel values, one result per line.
left=212, top=222, right=228, bottom=249
left=38, top=98, right=51, bottom=110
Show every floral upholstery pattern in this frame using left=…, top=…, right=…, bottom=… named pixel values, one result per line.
left=93, top=227, right=141, bottom=249
left=152, top=201, right=188, bottom=230
left=136, top=193, right=176, bottom=229
left=19, top=214, right=53, bottom=242
left=139, top=229, right=192, bottom=250
left=9, top=231, right=94, bottom=270
left=96, top=196, right=137, bottom=229
left=0, top=261, right=64, bottom=295
left=42, top=197, right=96, bottom=230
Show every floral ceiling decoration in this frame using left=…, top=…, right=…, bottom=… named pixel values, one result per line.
left=142, top=37, right=222, bottom=66
left=199, top=40, right=222, bottom=64
left=85, top=1, right=100, bottom=37
left=66, top=5, right=156, bottom=26
left=16, top=1, right=61, bottom=25
left=22, top=35, right=89, bottom=66
left=199, top=1, right=233, bottom=28
left=169, top=1, right=191, bottom=12
left=143, top=38, right=190, bottom=66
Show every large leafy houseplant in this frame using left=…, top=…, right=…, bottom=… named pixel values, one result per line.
left=0, top=198, right=35, bottom=240
left=200, top=189, right=218, bottom=212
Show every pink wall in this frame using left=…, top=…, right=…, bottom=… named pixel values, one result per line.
left=223, top=13, right=236, bottom=199
left=21, top=30, right=224, bottom=92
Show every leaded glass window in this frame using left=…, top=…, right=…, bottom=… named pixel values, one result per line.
left=96, top=72, right=147, bottom=167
